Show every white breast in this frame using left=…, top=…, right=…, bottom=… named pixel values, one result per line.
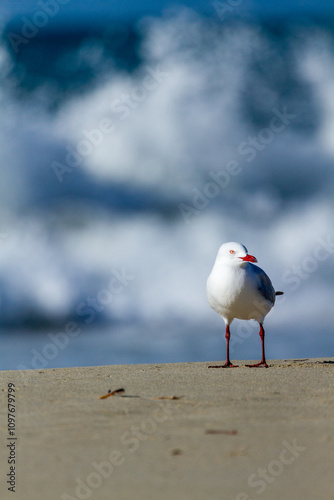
left=206, top=262, right=273, bottom=324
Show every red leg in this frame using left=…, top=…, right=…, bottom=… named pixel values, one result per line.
left=209, top=325, right=239, bottom=368
left=246, top=323, right=268, bottom=368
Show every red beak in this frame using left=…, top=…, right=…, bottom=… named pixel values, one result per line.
left=240, top=254, right=257, bottom=263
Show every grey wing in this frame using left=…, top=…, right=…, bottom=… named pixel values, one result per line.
left=250, top=264, right=276, bottom=305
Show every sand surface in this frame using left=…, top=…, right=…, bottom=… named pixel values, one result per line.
left=0, top=358, right=333, bottom=500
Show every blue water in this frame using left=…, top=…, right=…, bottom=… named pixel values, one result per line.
left=1, top=3, right=334, bottom=369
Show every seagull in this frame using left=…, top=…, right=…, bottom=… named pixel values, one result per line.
left=206, top=242, right=283, bottom=368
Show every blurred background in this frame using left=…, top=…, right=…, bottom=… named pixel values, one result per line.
left=0, top=0, right=333, bottom=370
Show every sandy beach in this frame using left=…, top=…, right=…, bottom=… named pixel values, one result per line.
left=0, top=358, right=333, bottom=500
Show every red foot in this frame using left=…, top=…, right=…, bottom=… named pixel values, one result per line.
left=208, top=362, right=239, bottom=368
left=245, top=361, right=268, bottom=368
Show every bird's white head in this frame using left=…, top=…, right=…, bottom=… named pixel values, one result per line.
left=215, top=242, right=258, bottom=266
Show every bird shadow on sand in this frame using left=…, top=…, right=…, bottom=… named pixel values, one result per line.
left=290, top=359, right=334, bottom=366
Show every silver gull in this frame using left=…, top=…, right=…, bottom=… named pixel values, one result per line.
left=206, top=242, right=283, bottom=368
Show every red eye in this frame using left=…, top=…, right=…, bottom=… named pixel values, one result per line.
left=229, top=250, right=235, bottom=254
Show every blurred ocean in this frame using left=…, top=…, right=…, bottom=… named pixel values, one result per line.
left=0, top=1, right=334, bottom=370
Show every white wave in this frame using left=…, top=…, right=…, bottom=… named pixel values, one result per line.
left=0, top=197, right=332, bottom=328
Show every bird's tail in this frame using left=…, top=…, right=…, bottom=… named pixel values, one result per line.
left=275, top=291, right=284, bottom=296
